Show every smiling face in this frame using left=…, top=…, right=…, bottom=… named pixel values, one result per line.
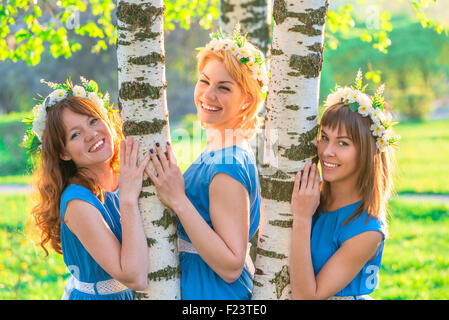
left=317, top=125, right=360, bottom=186
left=60, top=107, right=114, bottom=171
left=194, top=58, right=250, bottom=132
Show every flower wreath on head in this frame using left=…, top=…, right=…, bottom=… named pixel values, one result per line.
left=198, top=24, right=269, bottom=98
left=21, top=77, right=116, bottom=153
left=325, top=69, right=400, bottom=152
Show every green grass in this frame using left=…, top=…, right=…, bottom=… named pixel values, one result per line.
left=1, top=115, right=448, bottom=299
left=1, top=193, right=448, bottom=299
left=0, top=175, right=33, bottom=185
left=371, top=198, right=449, bottom=300
left=394, top=119, right=449, bottom=194
left=0, top=194, right=67, bottom=299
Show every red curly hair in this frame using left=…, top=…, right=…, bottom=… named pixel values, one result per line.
left=29, top=96, right=124, bottom=256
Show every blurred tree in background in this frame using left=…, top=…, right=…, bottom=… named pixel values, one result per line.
left=0, top=0, right=447, bottom=120
left=321, top=15, right=449, bottom=120
left=0, top=0, right=448, bottom=177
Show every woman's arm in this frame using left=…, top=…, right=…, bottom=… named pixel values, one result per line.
left=64, top=137, right=150, bottom=290
left=289, top=164, right=383, bottom=299
left=175, top=173, right=249, bottom=283
left=146, top=142, right=249, bottom=283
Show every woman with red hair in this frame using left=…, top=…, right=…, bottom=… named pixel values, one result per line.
left=27, top=79, right=150, bottom=299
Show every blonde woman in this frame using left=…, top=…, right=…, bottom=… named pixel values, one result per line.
left=289, top=74, right=398, bottom=300
left=145, top=29, right=267, bottom=299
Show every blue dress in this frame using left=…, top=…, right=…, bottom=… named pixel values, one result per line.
left=60, top=184, right=134, bottom=300
left=177, top=145, right=261, bottom=300
left=311, top=201, right=386, bottom=298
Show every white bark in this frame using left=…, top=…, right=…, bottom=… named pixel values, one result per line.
left=116, top=0, right=180, bottom=299
left=219, top=1, right=272, bottom=265
left=219, top=0, right=271, bottom=53
left=252, top=0, right=328, bottom=300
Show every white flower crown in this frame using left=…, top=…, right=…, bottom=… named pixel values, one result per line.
left=21, top=77, right=115, bottom=153
left=325, top=70, right=400, bottom=152
left=199, top=26, right=269, bottom=97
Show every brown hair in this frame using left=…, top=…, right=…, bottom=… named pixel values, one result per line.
left=196, top=46, right=265, bottom=139
left=29, top=96, right=123, bottom=256
left=318, top=102, right=396, bottom=227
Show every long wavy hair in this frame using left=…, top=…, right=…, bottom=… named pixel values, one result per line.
left=318, top=102, right=397, bottom=228
left=29, top=96, right=123, bottom=256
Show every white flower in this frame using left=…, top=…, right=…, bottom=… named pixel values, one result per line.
left=370, top=107, right=384, bottom=124
left=87, top=91, right=99, bottom=102
left=206, top=38, right=219, bottom=50
left=370, top=123, right=385, bottom=137
left=375, top=83, right=385, bottom=97
left=341, top=87, right=353, bottom=103
left=32, top=104, right=43, bottom=117
left=87, top=91, right=104, bottom=108
left=247, top=60, right=255, bottom=68
left=253, top=65, right=268, bottom=84
left=214, top=40, right=226, bottom=50
left=348, top=89, right=361, bottom=103
left=357, top=104, right=372, bottom=117
left=48, top=89, right=67, bottom=106
left=97, top=98, right=105, bottom=109
left=32, top=109, right=46, bottom=140
left=357, top=93, right=372, bottom=106
left=228, top=43, right=238, bottom=54
left=355, top=69, right=363, bottom=83
left=52, top=89, right=67, bottom=101
left=237, top=46, right=250, bottom=59
left=222, top=39, right=234, bottom=49
left=376, top=136, right=389, bottom=152
left=72, top=85, right=86, bottom=98
left=326, top=92, right=342, bottom=107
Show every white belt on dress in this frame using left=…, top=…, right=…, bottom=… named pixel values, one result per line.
left=328, top=295, right=373, bottom=300
left=177, top=238, right=255, bottom=278
left=61, top=275, right=129, bottom=299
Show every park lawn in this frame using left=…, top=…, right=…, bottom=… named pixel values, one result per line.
left=371, top=198, right=449, bottom=300
left=1, top=117, right=449, bottom=195
left=1, top=193, right=448, bottom=300
left=393, top=119, right=449, bottom=194
left=0, top=175, right=33, bottom=185
left=0, top=193, right=66, bottom=299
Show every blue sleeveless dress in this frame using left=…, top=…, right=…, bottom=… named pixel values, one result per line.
left=60, top=184, right=134, bottom=300
left=311, top=201, right=386, bottom=298
left=177, top=145, right=261, bottom=300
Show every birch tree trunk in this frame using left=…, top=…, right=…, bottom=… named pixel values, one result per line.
left=219, top=0, right=270, bottom=54
left=116, top=0, right=180, bottom=299
left=252, top=0, right=328, bottom=300
left=219, top=0, right=271, bottom=264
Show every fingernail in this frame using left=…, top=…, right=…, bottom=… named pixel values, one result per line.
left=150, top=148, right=154, bottom=154
left=167, top=141, right=170, bottom=146
left=156, top=142, right=160, bottom=147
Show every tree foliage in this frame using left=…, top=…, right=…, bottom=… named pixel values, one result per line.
left=321, top=15, right=449, bottom=120
left=1, top=0, right=446, bottom=65
left=0, top=0, right=219, bottom=65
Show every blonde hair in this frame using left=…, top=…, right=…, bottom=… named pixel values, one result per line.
left=318, top=103, right=397, bottom=227
left=196, top=46, right=265, bottom=139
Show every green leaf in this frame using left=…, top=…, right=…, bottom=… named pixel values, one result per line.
left=87, top=80, right=98, bottom=93
left=349, top=102, right=359, bottom=112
